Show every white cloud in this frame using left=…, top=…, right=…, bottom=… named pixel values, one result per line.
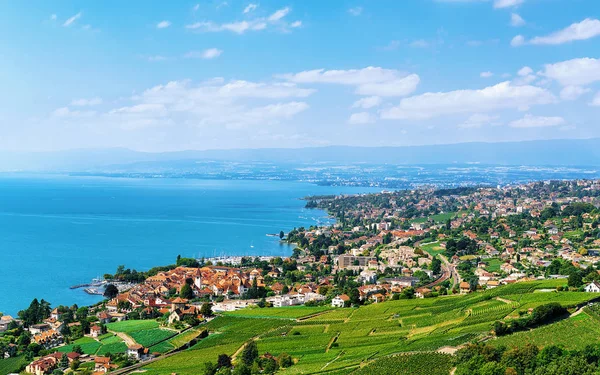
left=512, top=66, right=537, bottom=85
left=157, top=20, right=171, bottom=29
left=71, top=97, right=103, bottom=106
left=410, top=39, right=430, bottom=48
left=540, top=57, right=600, bottom=86
left=52, top=107, right=96, bottom=118
left=184, top=48, right=223, bottom=59
left=92, top=79, right=314, bottom=131
left=280, top=67, right=420, bottom=97
left=268, top=7, right=290, bottom=22
left=348, top=7, right=363, bottom=16
left=494, top=0, right=524, bottom=9
left=517, top=66, right=532, bottom=76
left=510, top=13, right=525, bottom=27
left=356, top=74, right=420, bottom=97
left=348, top=112, right=375, bottom=124
left=458, top=113, right=499, bottom=129
left=186, top=20, right=261, bottom=34
left=352, top=96, right=382, bottom=109
left=243, top=4, right=258, bottom=13
left=512, top=18, right=600, bottom=46
left=380, top=40, right=401, bottom=51
left=510, top=35, right=525, bottom=46
left=508, top=114, right=565, bottom=128
left=186, top=7, right=297, bottom=34
left=147, top=55, right=167, bottom=62
left=591, top=92, right=600, bottom=106
left=480, top=71, right=494, bottom=78
left=50, top=14, right=57, bottom=21
left=193, top=4, right=200, bottom=12
left=531, top=18, right=600, bottom=45
left=110, top=103, right=167, bottom=116
left=280, top=67, right=399, bottom=85
left=560, top=86, right=591, bottom=101
left=63, top=12, right=81, bottom=27
left=381, top=81, right=555, bottom=120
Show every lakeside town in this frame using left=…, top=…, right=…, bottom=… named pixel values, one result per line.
left=4, top=179, right=600, bottom=374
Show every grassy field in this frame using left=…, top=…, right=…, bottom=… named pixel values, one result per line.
left=57, top=336, right=102, bottom=355
left=484, top=258, right=504, bottom=272
left=96, top=334, right=128, bottom=355
left=410, top=211, right=459, bottom=224
left=224, top=306, right=333, bottom=319
left=0, top=355, right=27, bottom=375
left=139, top=282, right=600, bottom=375
left=492, top=311, right=600, bottom=350
left=353, top=353, right=453, bottom=375
left=57, top=334, right=128, bottom=355
left=106, top=319, right=159, bottom=333
left=130, top=328, right=177, bottom=347
left=420, top=241, right=445, bottom=257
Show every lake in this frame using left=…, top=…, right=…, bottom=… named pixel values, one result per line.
left=0, top=175, right=378, bottom=316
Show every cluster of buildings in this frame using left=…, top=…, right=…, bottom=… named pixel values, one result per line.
left=107, top=266, right=267, bottom=314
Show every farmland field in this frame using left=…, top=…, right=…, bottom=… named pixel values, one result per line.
left=353, top=353, right=452, bottom=375
left=420, top=241, right=445, bottom=257
left=57, top=336, right=101, bottom=355
left=484, top=258, right=504, bottom=272
left=106, top=319, right=159, bottom=333
left=129, top=328, right=177, bottom=347
left=57, top=334, right=127, bottom=355
left=0, top=355, right=27, bottom=375
left=140, top=282, right=600, bottom=375
left=224, top=306, right=333, bottom=319
left=492, top=311, right=600, bottom=350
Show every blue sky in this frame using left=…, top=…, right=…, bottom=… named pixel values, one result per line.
left=1, top=0, right=599, bottom=151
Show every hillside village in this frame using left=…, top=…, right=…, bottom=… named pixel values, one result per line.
left=4, top=179, right=600, bottom=374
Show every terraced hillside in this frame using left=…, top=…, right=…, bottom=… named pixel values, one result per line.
left=141, top=280, right=600, bottom=375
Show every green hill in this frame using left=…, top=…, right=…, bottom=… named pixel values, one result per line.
left=140, top=280, right=600, bottom=374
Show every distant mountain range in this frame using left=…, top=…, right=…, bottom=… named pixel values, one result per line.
left=1, top=138, right=600, bottom=171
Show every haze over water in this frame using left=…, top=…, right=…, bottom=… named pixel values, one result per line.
left=0, top=175, right=378, bottom=316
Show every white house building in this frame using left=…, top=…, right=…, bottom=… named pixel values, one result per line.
left=584, top=281, right=600, bottom=293
left=331, top=294, right=350, bottom=308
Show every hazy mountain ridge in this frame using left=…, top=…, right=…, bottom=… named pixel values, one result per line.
left=2, top=138, right=600, bottom=172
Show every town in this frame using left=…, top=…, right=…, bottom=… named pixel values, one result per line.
left=3, top=179, right=600, bottom=374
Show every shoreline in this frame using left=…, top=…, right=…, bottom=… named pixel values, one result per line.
left=0, top=177, right=366, bottom=317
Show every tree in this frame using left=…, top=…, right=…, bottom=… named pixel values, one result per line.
left=180, top=283, right=194, bottom=299
left=348, top=288, right=361, bottom=305
left=278, top=353, right=293, bottom=368
left=199, top=302, right=213, bottom=318
left=104, top=284, right=119, bottom=299
left=233, top=363, right=251, bottom=375
left=70, top=359, right=80, bottom=371
left=76, top=306, right=89, bottom=321
left=60, top=352, right=69, bottom=368
left=241, top=340, right=258, bottom=366
left=262, top=357, right=278, bottom=374
left=217, top=354, right=232, bottom=369
left=401, top=287, right=415, bottom=299
left=431, top=257, right=442, bottom=275
left=279, top=230, right=285, bottom=239
left=203, top=362, right=217, bottom=375
left=72, top=344, right=83, bottom=354
left=568, top=272, right=583, bottom=288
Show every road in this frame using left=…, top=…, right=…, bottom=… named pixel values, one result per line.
left=439, top=254, right=460, bottom=290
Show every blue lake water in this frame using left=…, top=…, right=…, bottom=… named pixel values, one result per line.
left=0, top=175, right=379, bottom=316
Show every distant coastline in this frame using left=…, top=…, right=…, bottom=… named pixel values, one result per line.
left=0, top=176, right=374, bottom=316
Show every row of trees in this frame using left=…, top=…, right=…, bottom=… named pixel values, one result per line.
left=455, top=342, right=600, bottom=375
left=203, top=341, right=293, bottom=375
